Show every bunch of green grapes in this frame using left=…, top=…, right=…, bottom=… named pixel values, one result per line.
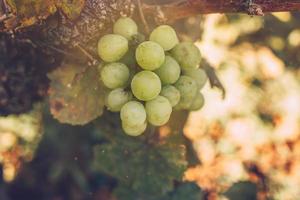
left=97, top=17, right=207, bottom=136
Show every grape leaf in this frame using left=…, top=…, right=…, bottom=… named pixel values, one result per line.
left=113, top=185, right=167, bottom=200
left=2, top=0, right=85, bottom=30
left=113, top=182, right=204, bottom=200
left=5, top=0, right=57, bottom=29
left=113, top=186, right=143, bottom=200
left=55, top=0, right=86, bottom=20
left=92, top=125, right=188, bottom=197
left=167, top=182, right=204, bottom=200
left=48, top=63, right=105, bottom=125
left=224, top=181, right=257, bottom=200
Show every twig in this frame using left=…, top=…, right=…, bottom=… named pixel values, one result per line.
left=74, top=43, right=99, bottom=66
left=137, top=0, right=150, bottom=34
left=202, top=60, right=226, bottom=99
left=35, top=41, right=78, bottom=59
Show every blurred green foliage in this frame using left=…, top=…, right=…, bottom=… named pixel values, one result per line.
left=0, top=109, right=193, bottom=200
left=93, top=121, right=187, bottom=198
left=224, top=181, right=257, bottom=200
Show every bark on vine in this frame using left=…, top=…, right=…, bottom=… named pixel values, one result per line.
left=143, top=0, right=300, bottom=23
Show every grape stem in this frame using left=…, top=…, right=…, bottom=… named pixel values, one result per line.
left=137, top=0, right=150, bottom=34
left=74, top=43, right=99, bottom=66
left=202, top=59, right=226, bottom=99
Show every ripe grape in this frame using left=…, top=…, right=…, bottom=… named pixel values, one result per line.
left=145, top=96, right=172, bottom=126
left=122, top=121, right=147, bottom=136
left=154, top=56, right=181, bottom=85
left=136, top=41, right=165, bottom=70
left=160, top=85, right=181, bottom=107
left=131, top=71, right=161, bottom=101
left=100, top=63, right=130, bottom=89
left=190, top=92, right=205, bottom=111
left=106, top=89, right=132, bottom=112
left=183, top=68, right=207, bottom=89
left=171, top=42, right=201, bottom=69
left=149, top=25, right=179, bottom=51
left=98, top=34, right=128, bottom=62
left=113, top=17, right=138, bottom=40
left=174, top=76, right=198, bottom=109
left=120, top=101, right=146, bottom=127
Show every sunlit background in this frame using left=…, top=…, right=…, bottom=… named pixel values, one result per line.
left=0, top=104, right=42, bottom=182
left=1, top=12, right=300, bottom=200
left=184, top=13, right=300, bottom=200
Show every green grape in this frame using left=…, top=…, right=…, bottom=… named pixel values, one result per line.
left=189, top=92, right=205, bottom=111
left=149, top=25, right=179, bottom=51
left=145, top=96, right=172, bottom=126
left=135, top=41, right=165, bottom=70
left=131, top=71, right=161, bottom=101
left=154, top=56, right=181, bottom=85
left=183, top=68, right=208, bottom=89
left=122, top=121, right=147, bottom=137
left=174, top=76, right=198, bottom=109
left=106, top=88, right=132, bottom=112
left=121, top=101, right=146, bottom=127
left=100, top=63, right=130, bottom=89
left=113, top=17, right=138, bottom=40
left=173, top=102, right=183, bottom=111
left=98, top=34, right=128, bottom=62
left=160, top=85, right=181, bottom=107
left=171, top=42, right=201, bottom=70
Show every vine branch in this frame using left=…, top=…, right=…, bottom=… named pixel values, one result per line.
left=143, top=0, right=300, bottom=23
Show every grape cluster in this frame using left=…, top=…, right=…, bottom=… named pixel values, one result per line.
left=98, top=17, right=207, bottom=136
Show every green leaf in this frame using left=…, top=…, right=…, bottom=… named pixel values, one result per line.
left=113, top=182, right=204, bottom=200
left=48, top=63, right=105, bottom=125
left=92, top=124, right=188, bottom=197
left=224, top=181, right=257, bottom=200
left=3, top=0, right=85, bottom=29
left=6, top=0, right=57, bottom=28
left=113, top=186, right=141, bottom=200
left=56, top=0, right=86, bottom=19
left=167, top=182, right=204, bottom=200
